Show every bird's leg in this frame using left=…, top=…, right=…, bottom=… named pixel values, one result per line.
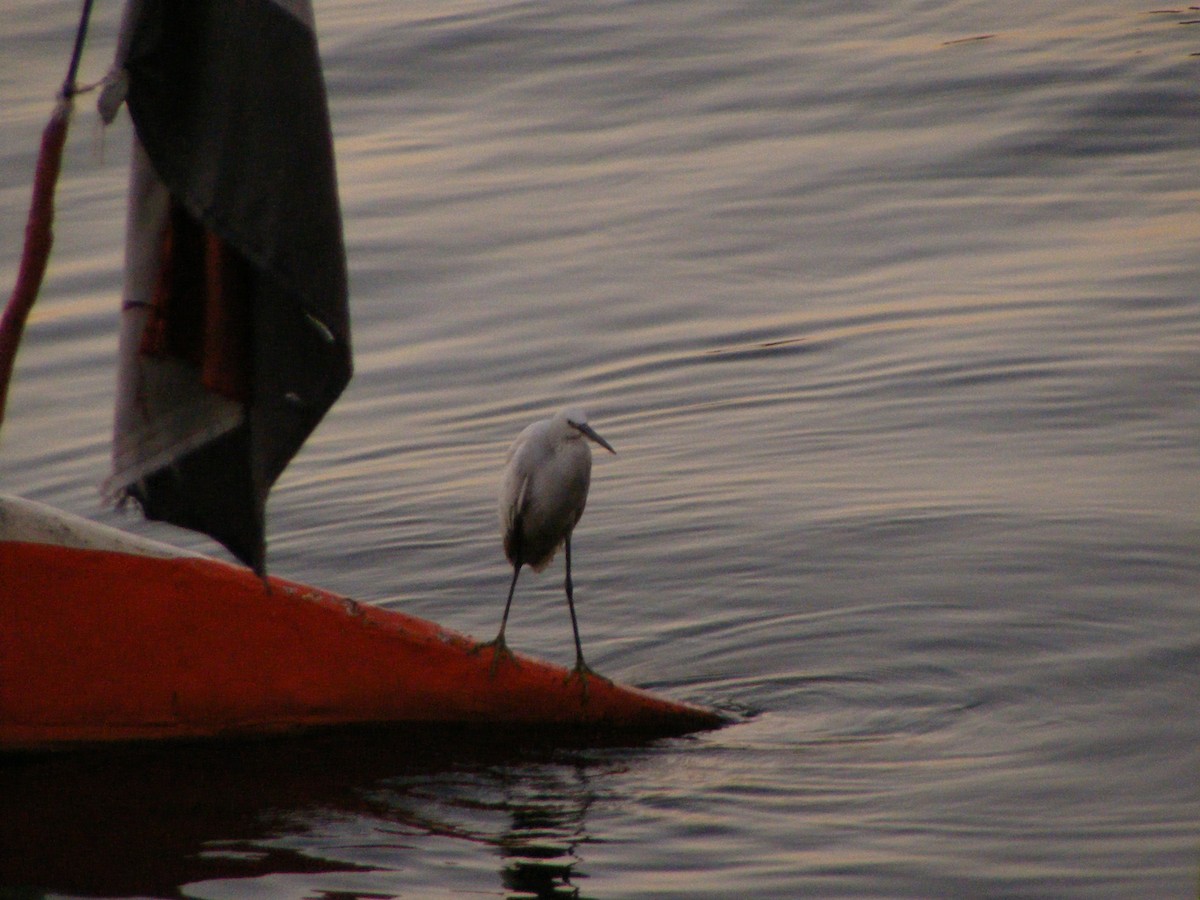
left=473, top=563, right=521, bottom=674
left=562, top=536, right=609, bottom=698
left=563, top=535, right=585, bottom=668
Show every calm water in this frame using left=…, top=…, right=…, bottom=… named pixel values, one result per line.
left=2, top=0, right=1198, bottom=896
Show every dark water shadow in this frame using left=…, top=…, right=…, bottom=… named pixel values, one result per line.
left=0, top=724, right=675, bottom=899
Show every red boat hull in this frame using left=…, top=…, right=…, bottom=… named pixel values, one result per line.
left=0, top=541, right=725, bottom=750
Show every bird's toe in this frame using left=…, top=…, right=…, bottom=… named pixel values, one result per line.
left=474, top=637, right=519, bottom=676
left=565, top=659, right=609, bottom=701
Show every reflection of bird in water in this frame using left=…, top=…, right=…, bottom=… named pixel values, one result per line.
left=502, top=854, right=584, bottom=899
left=480, top=408, right=616, bottom=683
left=498, top=762, right=596, bottom=899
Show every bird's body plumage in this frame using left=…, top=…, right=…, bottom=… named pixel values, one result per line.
left=483, top=407, right=615, bottom=681
left=500, top=414, right=593, bottom=572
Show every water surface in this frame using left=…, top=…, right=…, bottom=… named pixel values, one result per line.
left=1, top=1, right=1197, bottom=896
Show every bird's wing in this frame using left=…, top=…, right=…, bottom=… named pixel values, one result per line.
left=513, top=473, right=532, bottom=519
left=502, top=472, right=532, bottom=565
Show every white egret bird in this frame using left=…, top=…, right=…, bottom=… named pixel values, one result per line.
left=481, top=407, right=616, bottom=680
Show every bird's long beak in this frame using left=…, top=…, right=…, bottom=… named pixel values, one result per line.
left=576, top=422, right=616, bottom=454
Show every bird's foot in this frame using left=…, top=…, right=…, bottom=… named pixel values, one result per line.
left=565, top=658, right=610, bottom=702
left=472, top=636, right=519, bottom=675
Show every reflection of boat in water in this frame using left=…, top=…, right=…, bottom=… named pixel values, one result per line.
left=0, top=0, right=725, bottom=752
left=0, top=725, right=614, bottom=898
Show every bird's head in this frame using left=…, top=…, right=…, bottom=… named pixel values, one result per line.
left=560, top=407, right=616, bottom=454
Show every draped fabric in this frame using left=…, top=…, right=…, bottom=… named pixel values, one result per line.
left=108, top=0, right=351, bottom=573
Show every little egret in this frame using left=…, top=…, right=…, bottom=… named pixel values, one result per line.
left=480, top=407, right=616, bottom=682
